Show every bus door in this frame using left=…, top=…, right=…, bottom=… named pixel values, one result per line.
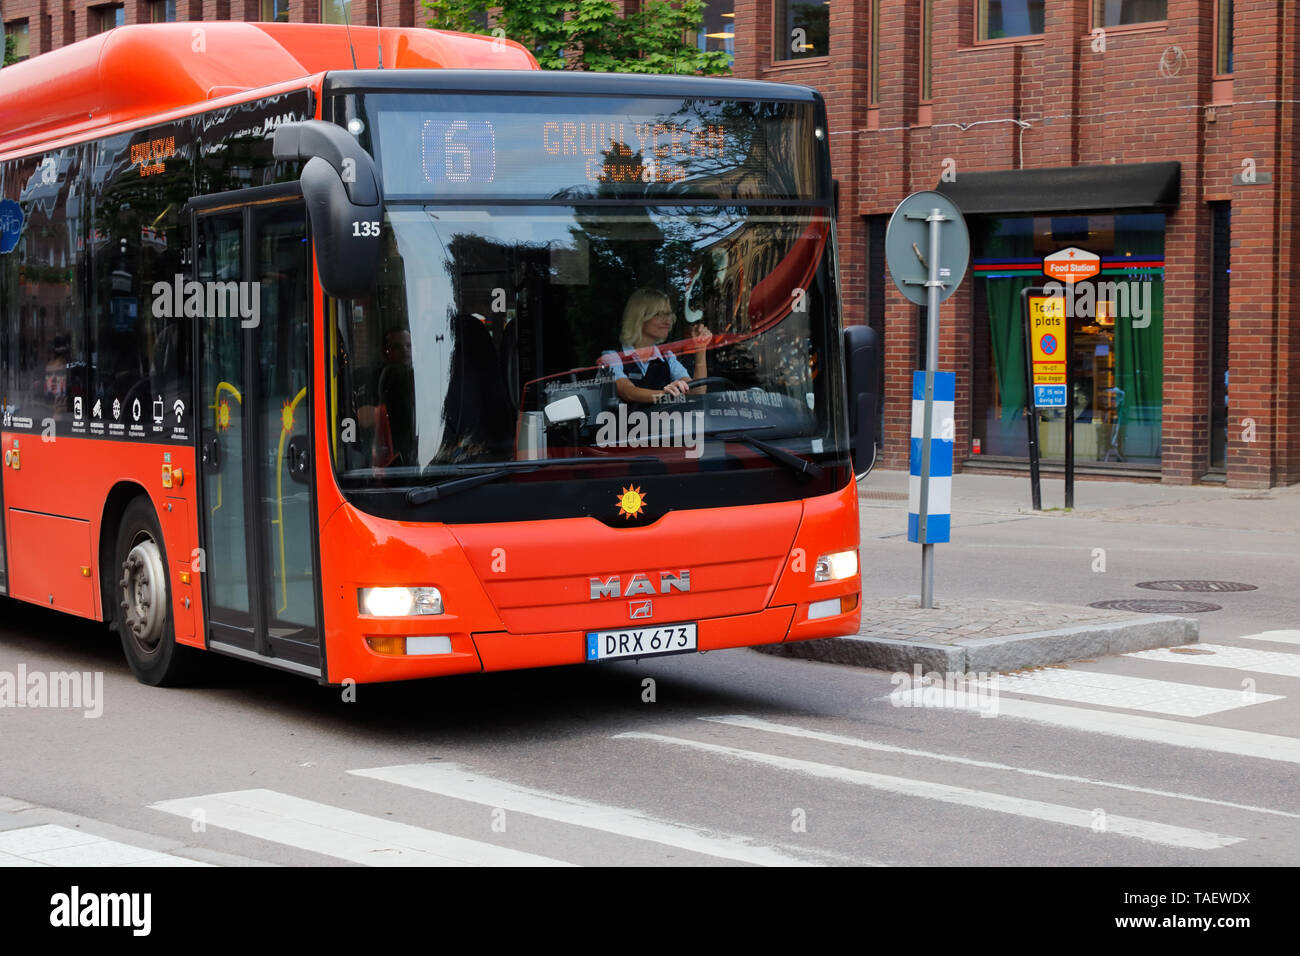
left=193, top=196, right=322, bottom=676
left=0, top=454, right=7, bottom=596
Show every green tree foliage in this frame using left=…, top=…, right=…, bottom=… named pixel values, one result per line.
left=3, top=34, right=18, bottom=67
left=424, top=0, right=731, bottom=75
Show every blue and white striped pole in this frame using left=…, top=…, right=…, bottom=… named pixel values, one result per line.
left=916, top=205, right=948, bottom=607
left=909, top=370, right=954, bottom=548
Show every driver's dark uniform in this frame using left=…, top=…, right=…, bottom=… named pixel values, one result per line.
left=598, top=345, right=689, bottom=406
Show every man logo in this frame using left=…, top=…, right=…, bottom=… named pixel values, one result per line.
left=629, top=599, right=653, bottom=619
left=590, top=570, right=691, bottom=600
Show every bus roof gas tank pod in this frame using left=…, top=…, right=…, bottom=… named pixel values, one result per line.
left=0, top=22, right=537, bottom=156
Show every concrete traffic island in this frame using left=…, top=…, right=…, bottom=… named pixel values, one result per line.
left=758, top=595, right=1198, bottom=674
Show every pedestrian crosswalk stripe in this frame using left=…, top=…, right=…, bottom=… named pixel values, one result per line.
left=702, top=715, right=1300, bottom=820
left=350, top=763, right=833, bottom=867
left=976, top=697, right=1300, bottom=765
left=616, top=732, right=1243, bottom=850
left=1236, top=630, right=1300, bottom=646
left=0, top=824, right=210, bottom=867
left=150, top=790, right=573, bottom=867
left=961, top=669, right=1278, bottom=717
left=1127, top=643, right=1300, bottom=678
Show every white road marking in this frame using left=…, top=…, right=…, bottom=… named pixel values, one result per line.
left=150, top=790, right=572, bottom=867
left=0, top=824, right=209, bottom=867
left=970, top=697, right=1300, bottom=765
left=350, top=763, right=831, bottom=867
left=616, top=732, right=1243, bottom=850
left=1127, top=644, right=1300, bottom=678
left=1235, top=630, right=1300, bottom=646
left=701, top=715, right=1300, bottom=820
left=966, top=669, right=1277, bottom=716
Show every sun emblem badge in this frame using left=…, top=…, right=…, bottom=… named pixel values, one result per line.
left=216, top=399, right=231, bottom=432
left=616, top=485, right=647, bottom=520
left=281, top=399, right=296, bottom=434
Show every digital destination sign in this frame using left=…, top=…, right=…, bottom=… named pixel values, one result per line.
left=368, top=94, right=822, bottom=201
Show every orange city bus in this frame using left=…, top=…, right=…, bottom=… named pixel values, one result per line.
left=0, top=22, right=879, bottom=686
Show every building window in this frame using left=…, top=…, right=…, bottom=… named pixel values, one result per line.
left=1094, top=1, right=1167, bottom=27
left=869, top=0, right=880, bottom=105
left=262, top=0, right=290, bottom=22
left=4, top=19, right=30, bottom=61
left=149, top=0, right=177, bottom=22
left=321, top=0, right=352, bottom=24
left=1215, top=0, right=1233, bottom=74
left=921, top=0, right=932, bottom=100
left=978, top=1, right=1045, bottom=41
left=90, top=4, right=126, bottom=34
left=969, top=213, right=1166, bottom=467
left=1209, top=202, right=1230, bottom=470
left=691, top=1, right=734, bottom=67
left=774, top=0, right=829, bottom=61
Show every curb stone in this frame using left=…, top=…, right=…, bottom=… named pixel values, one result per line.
left=756, top=613, right=1198, bottom=673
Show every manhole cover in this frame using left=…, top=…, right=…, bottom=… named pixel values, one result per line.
left=1090, top=599, right=1222, bottom=613
left=1135, top=580, right=1257, bottom=593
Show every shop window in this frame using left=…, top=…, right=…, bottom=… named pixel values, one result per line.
left=775, top=0, right=829, bottom=61
left=1094, top=0, right=1167, bottom=27
left=977, top=1, right=1045, bottom=41
left=969, top=212, right=1165, bottom=467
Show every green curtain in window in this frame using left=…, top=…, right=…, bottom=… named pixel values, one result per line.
left=984, top=276, right=1032, bottom=423
left=1110, top=218, right=1165, bottom=458
left=1113, top=278, right=1163, bottom=429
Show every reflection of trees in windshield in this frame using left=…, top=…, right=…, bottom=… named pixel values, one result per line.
left=332, top=206, right=836, bottom=481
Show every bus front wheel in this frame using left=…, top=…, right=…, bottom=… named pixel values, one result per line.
left=113, top=497, right=196, bottom=686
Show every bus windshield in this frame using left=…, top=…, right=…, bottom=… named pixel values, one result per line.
left=327, top=92, right=849, bottom=523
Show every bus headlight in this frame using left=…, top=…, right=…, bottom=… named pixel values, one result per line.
left=358, top=587, right=444, bottom=617
left=814, top=550, right=859, bottom=582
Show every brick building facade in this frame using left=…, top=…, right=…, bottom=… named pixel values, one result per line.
left=1, top=0, right=430, bottom=53
left=5, top=0, right=1295, bottom=486
left=735, top=0, right=1299, bottom=488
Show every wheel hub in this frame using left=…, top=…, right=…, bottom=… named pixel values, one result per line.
left=120, top=538, right=166, bottom=653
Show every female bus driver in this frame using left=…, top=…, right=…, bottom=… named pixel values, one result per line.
left=598, top=288, right=713, bottom=404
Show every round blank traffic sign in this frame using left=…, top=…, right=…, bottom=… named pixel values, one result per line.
left=884, top=190, right=969, bottom=306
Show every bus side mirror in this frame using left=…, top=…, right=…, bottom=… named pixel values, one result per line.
left=273, top=120, right=383, bottom=300
left=844, top=324, right=880, bottom=478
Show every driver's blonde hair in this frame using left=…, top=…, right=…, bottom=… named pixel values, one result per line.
left=620, top=288, right=674, bottom=348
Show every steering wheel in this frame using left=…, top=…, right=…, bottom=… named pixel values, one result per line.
left=685, top=376, right=739, bottom=390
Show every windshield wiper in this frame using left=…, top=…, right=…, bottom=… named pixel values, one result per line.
left=405, top=456, right=658, bottom=505
left=710, top=427, right=824, bottom=479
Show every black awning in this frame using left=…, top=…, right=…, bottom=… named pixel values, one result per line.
left=936, top=161, right=1180, bottom=214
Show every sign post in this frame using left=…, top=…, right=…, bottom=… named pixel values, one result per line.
left=1021, top=286, right=1075, bottom=511
left=885, top=191, right=968, bottom=609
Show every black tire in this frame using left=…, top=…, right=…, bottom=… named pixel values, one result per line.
left=112, top=496, right=198, bottom=686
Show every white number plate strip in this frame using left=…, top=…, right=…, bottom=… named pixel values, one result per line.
left=586, top=623, right=697, bottom=662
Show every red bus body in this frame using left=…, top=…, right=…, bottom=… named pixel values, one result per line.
left=0, top=23, right=861, bottom=684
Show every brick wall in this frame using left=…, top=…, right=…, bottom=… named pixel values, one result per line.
left=5, top=0, right=1298, bottom=485
left=734, top=0, right=1300, bottom=487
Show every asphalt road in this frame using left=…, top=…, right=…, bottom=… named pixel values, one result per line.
left=1, top=482, right=1298, bottom=868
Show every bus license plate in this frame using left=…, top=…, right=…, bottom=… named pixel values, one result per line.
left=586, top=624, right=697, bottom=662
